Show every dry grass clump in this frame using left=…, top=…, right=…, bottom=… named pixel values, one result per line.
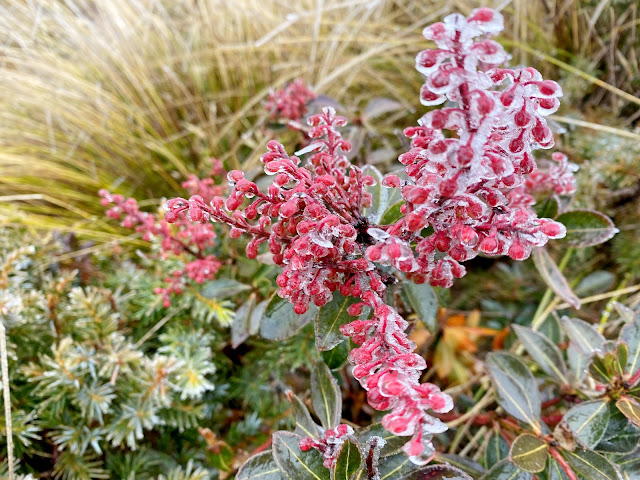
left=0, top=0, right=637, bottom=241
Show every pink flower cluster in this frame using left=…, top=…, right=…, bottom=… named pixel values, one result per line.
left=101, top=160, right=225, bottom=307
left=165, top=108, right=386, bottom=315
left=369, top=7, right=569, bottom=286
left=341, top=291, right=451, bottom=463
left=163, top=7, right=576, bottom=465
left=265, top=79, right=317, bottom=123
left=299, top=424, right=354, bottom=469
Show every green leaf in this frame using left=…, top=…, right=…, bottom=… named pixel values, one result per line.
left=237, top=451, right=286, bottom=480
left=356, top=423, right=405, bottom=457
left=260, top=295, right=318, bottom=341
left=399, top=464, right=474, bottom=480
left=567, top=344, right=588, bottom=384
left=616, top=343, right=629, bottom=377
left=564, top=400, right=610, bottom=449
left=509, top=434, right=548, bottom=473
left=289, top=393, right=321, bottom=439
left=588, top=355, right=614, bottom=384
left=611, top=450, right=640, bottom=480
left=435, top=454, right=485, bottom=478
left=362, top=98, right=404, bottom=121
left=556, top=209, right=617, bottom=248
left=380, top=200, right=404, bottom=225
left=378, top=453, right=421, bottom=480
left=484, top=434, right=510, bottom=469
left=574, top=271, right=616, bottom=297
left=563, top=449, right=622, bottom=480
left=200, top=279, right=251, bottom=299
left=362, top=165, right=389, bottom=224
left=322, top=340, right=349, bottom=370
left=480, top=460, right=533, bottom=480
left=272, top=431, right=329, bottom=480
left=512, top=325, right=569, bottom=384
left=311, top=361, right=341, bottom=429
left=535, top=195, right=560, bottom=220
left=333, top=440, right=361, bottom=480
left=562, top=317, right=605, bottom=355
left=595, top=403, right=640, bottom=454
left=231, top=295, right=256, bottom=349
left=315, top=293, right=358, bottom=351
left=544, top=457, right=571, bottom=480
left=616, top=396, right=640, bottom=429
left=486, top=352, right=541, bottom=432
left=402, top=282, right=438, bottom=332
left=533, top=248, right=580, bottom=309
left=619, top=317, right=640, bottom=378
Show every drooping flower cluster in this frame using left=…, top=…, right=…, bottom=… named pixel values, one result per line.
left=162, top=7, right=575, bottom=466
left=341, top=291, right=452, bottom=463
left=101, top=160, right=225, bottom=307
left=370, top=8, right=569, bottom=286
left=299, top=424, right=354, bottom=469
left=265, top=79, right=317, bottom=123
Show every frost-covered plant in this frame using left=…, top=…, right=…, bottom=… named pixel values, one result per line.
left=163, top=8, right=583, bottom=465
left=265, top=79, right=317, bottom=123
left=100, top=160, right=225, bottom=308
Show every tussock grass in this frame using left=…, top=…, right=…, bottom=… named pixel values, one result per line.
left=0, top=0, right=638, bottom=242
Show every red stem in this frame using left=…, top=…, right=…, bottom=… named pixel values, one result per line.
left=549, top=447, right=579, bottom=480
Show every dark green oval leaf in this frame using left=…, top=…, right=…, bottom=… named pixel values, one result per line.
left=512, top=325, right=569, bottom=384
left=533, top=248, right=580, bottom=309
left=200, top=278, right=251, bottom=299
left=333, top=439, right=361, bottom=480
left=564, top=400, right=610, bottom=449
left=509, top=434, right=548, bottom=473
left=486, top=353, right=541, bottom=432
left=402, top=282, right=438, bottom=332
left=260, top=295, right=318, bottom=341
left=435, top=454, right=485, bottom=479
left=563, top=449, right=622, bottom=480
left=322, top=339, right=349, bottom=370
left=356, top=424, right=405, bottom=458
left=315, top=293, right=358, bottom=351
left=480, top=460, right=532, bottom=480
left=311, top=361, right=341, bottom=430
left=378, top=452, right=421, bottom=480
left=272, top=431, right=329, bottom=480
left=484, top=434, right=510, bottom=470
left=289, top=392, right=321, bottom=439
left=562, top=317, right=605, bottom=355
left=535, top=195, right=560, bottom=220
left=400, top=464, right=474, bottom=480
left=556, top=209, right=617, bottom=248
left=362, top=165, right=388, bottom=224
left=237, top=451, right=286, bottom=480
left=619, top=317, right=640, bottom=379
left=596, top=403, right=640, bottom=454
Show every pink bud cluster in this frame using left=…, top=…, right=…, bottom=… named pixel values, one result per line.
left=369, top=8, right=569, bottom=286
left=340, top=291, right=451, bottom=464
left=162, top=7, right=575, bottom=465
left=265, top=79, right=317, bottom=123
left=299, top=424, right=354, bottom=469
left=100, top=161, right=225, bottom=307
left=165, top=107, right=386, bottom=315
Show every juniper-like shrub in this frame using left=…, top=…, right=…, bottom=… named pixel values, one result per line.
left=163, top=8, right=585, bottom=468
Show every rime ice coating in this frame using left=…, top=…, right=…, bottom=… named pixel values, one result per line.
left=368, top=7, right=568, bottom=287
left=163, top=7, right=576, bottom=465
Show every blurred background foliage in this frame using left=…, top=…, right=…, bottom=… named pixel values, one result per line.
left=0, top=0, right=638, bottom=242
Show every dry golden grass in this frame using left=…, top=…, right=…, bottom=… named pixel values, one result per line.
left=0, top=0, right=637, bottom=242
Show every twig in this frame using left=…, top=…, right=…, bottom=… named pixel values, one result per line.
left=0, top=321, right=14, bottom=480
